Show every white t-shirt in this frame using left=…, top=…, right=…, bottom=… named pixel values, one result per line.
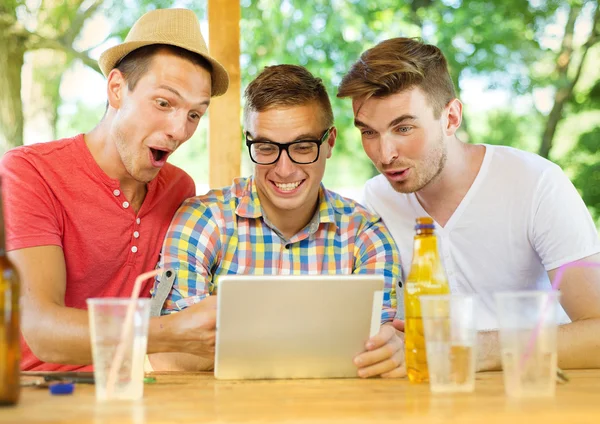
left=362, top=144, right=600, bottom=330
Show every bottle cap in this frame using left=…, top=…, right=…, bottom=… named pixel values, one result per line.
left=415, top=217, right=435, bottom=230
left=49, top=381, right=75, bottom=395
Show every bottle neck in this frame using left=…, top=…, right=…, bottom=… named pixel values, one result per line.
left=412, top=234, right=440, bottom=261
left=0, top=178, right=5, bottom=255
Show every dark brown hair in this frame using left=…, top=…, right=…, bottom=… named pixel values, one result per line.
left=337, top=38, right=456, bottom=118
left=244, top=64, right=334, bottom=127
left=116, top=44, right=212, bottom=91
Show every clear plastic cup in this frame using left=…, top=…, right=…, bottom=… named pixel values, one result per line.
left=87, top=298, right=150, bottom=401
left=495, top=291, right=560, bottom=398
left=420, top=294, right=477, bottom=393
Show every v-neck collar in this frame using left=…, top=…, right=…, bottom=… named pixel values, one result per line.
left=410, top=144, right=494, bottom=233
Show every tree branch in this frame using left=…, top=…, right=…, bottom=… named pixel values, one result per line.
left=3, top=5, right=103, bottom=74
left=26, top=31, right=102, bottom=74
left=538, top=1, right=599, bottom=158
left=62, top=0, right=104, bottom=45
left=568, top=1, right=600, bottom=93
left=555, top=2, right=579, bottom=76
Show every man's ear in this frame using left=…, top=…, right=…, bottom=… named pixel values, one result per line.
left=326, top=126, right=337, bottom=159
left=106, top=69, right=127, bottom=110
left=444, top=98, right=463, bottom=136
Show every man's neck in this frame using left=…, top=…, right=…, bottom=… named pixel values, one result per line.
left=415, top=139, right=486, bottom=227
left=84, top=120, right=147, bottom=213
left=262, top=197, right=319, bottom=241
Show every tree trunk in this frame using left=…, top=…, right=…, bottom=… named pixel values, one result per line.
left=0, top=30, right=25, bottom=153
left=539, top=88, right=571, bottom=159
left=23, top=50, right=67, bottom=143
left=538, top=2, right=599, bottom=159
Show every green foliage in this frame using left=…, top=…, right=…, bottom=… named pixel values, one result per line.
left=101, top=0, right=205, bottom=41
left=473, top=109, right=543, bottom=152
left=566, top=127, right=600, bottom=220
left=238, top=0, right=575, bottom=188
left=571, top=45, right=600, bottom=113
left=29, top=0, right=599, bottom=228
left=56, top=100, right=105, bottom=137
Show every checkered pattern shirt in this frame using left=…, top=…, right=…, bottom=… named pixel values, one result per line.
left=154, top=177, right=403, bottom=323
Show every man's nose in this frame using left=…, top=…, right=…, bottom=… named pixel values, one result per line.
left=273, top=148, right=296, bottom=176
left=165, top=111, right=190, bottom=142
left=380, top=133, right=399, bottom=165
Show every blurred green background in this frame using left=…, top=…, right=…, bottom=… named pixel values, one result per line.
left=1, top=0, right=599, bottom=229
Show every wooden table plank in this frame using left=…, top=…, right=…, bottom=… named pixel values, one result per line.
left=2, top=370, right=599, bottom=423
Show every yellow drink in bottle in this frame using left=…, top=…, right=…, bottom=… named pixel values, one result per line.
left=0, top=177, right=20, bottom=406
left=404, top=217, right=450, bottom=383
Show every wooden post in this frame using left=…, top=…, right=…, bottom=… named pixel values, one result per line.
left=207, top=0, right=241, bottom=189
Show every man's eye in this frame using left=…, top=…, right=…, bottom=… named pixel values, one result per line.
left=361, top=130, right=376, bottom=137
left=256, top=144, right=277, bottom=153
left=292, top=142, right=317, bottom=152
left=396, top=126, right=412, bottom=133
left=156, top=99, right=170, bottom=108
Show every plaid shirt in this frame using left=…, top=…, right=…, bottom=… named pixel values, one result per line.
left=154, top=177, right=403, bottom=323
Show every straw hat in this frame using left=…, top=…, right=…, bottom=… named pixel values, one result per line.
left=98, top=8, right=229, bottom=97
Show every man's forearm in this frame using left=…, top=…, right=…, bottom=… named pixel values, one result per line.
left=26, top=307, right=209, bottom=365
left=557, top=318, right=600, bottom=369
left=477, top=318, right=600, bottom=371
left=23, top=304, right=92, bottom=365
left=26, top=306, right=180, bottom=365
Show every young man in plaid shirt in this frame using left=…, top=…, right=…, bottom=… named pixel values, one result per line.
left=150, top=65, right=406, bottom=378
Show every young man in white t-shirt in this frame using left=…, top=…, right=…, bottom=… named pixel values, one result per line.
left=337, top=37, right=600, bottom=371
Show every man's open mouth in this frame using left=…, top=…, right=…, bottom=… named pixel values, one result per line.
left=384, top=168, right=411, bottom=182
left=150, top=148, right=168, bottom=162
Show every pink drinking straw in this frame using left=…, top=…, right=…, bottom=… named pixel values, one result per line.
left=105, top=268, right=163, bottom=398
left=520, top=261, right=600, bottom=368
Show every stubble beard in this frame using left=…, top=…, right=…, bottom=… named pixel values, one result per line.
left=390, top=138, right=447, bottom=194
left=114, top=128, right=155, bottom=184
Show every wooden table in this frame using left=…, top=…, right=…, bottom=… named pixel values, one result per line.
left=2, top=370, right=599, bottom=423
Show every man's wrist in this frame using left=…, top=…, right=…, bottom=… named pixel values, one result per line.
left=148, top=313, right=178, bottom=353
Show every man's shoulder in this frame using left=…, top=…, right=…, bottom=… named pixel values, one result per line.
left=178, top=178, right=240, bottom=216
left=486, top=144, right=560, bottom=176
left=479, top=144, right=569, bottom=200
left=323, top=186, right=381, bottom=223
left=199, top=178, right=242, bottom=204
left=1, top=135, right=82, bottom=169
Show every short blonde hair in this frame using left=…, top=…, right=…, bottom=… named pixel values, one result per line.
left=338, top=38, right=456, bottom=118
left=244, top=65, right=334, bottom=127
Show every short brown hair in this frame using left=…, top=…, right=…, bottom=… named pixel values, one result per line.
left=337, top=38, right=456, bottom=118
left=244, top=65, right=334, bottom=127
left=116, top=44, right=212, bottom=91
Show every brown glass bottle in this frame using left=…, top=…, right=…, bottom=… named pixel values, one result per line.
left=404, top=217, right=450, bottom=383
left=0, top=177, right=20, bottom=406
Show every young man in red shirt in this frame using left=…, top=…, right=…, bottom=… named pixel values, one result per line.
left=0, top=8, right=228, bottom=371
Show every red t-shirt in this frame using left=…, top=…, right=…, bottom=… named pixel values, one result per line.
left=0, top=134, right=195, bottom=371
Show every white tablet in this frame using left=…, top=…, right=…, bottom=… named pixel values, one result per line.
left=214, top=274, right=384, bottom=380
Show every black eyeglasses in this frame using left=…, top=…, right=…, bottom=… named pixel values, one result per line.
left=245, top=127, right=332, bottom=165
